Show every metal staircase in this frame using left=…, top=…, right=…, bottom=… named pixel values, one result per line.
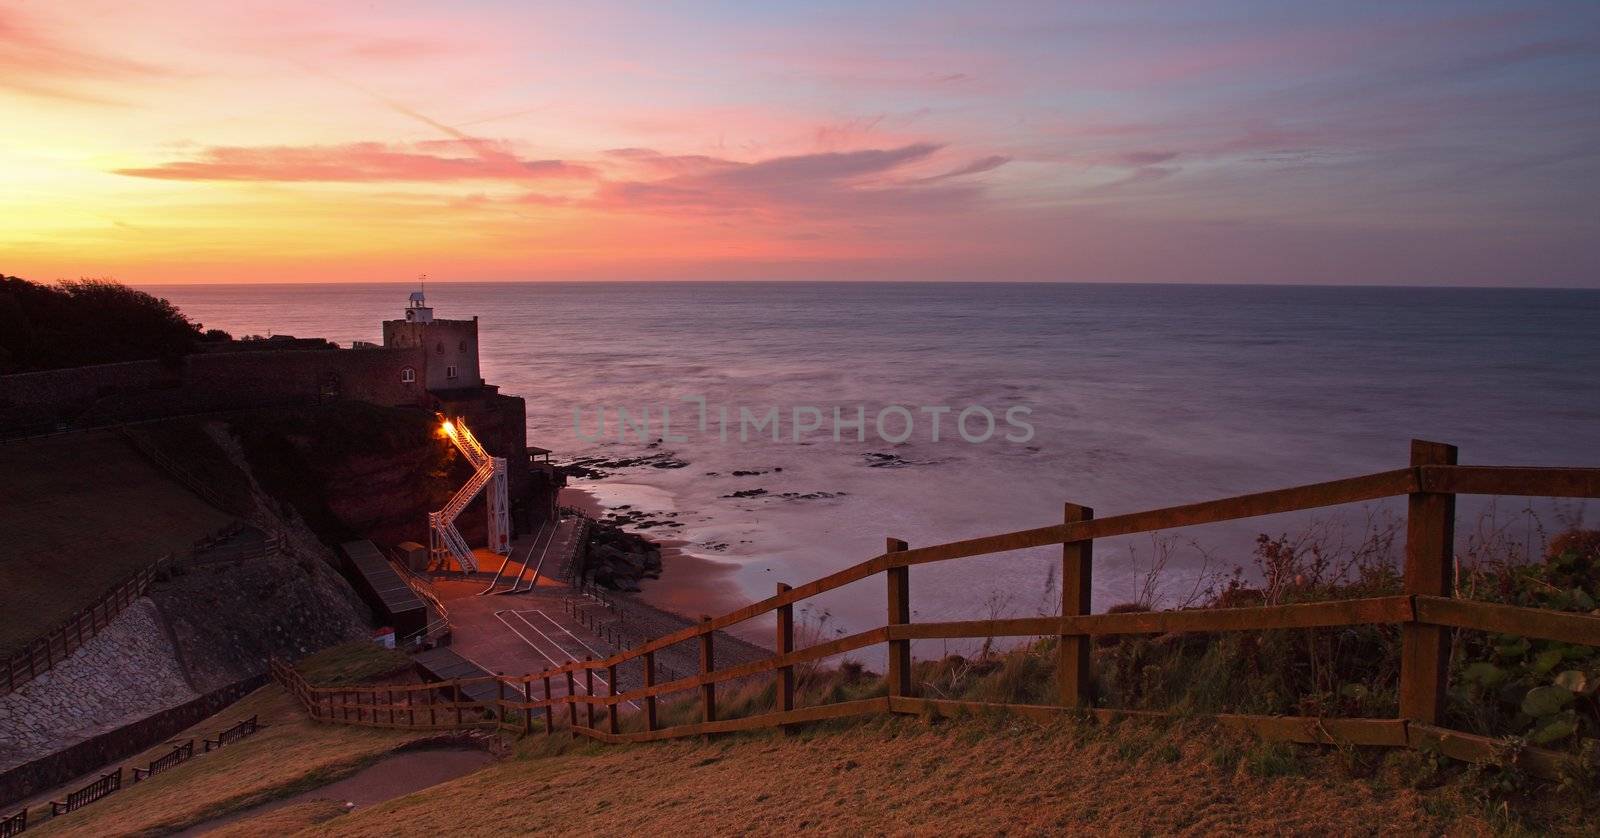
left=429, top=417, right=511, bottom=573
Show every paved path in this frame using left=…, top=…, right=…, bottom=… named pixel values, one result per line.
left=429, top=519, right=611, bottom=703
left=425, top=514, right=773, bottom=714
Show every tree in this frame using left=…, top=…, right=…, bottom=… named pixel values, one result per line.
left=0, top=275, right=204, bottom=373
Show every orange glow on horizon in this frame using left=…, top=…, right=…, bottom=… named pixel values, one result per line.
left=0, top=3, right=1593, bottom=287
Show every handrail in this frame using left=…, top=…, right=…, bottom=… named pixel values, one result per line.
left=270, top=452, right=1600, bottom=777
left=508, top=515, right=566, bottom=594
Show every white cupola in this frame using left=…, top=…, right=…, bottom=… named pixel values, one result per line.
left=404, top=289, right=434, bottom=324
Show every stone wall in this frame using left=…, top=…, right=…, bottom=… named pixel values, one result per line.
left=0, top=674, right=265, bottom=807
left=382, top=317, right=481, bottom=391
left=0, top=599, right=196, bottom=774
left=0, top=346, right=429, bottom=433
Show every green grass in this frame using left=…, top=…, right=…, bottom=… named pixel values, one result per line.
left=295, top=641, right=414, bottom=687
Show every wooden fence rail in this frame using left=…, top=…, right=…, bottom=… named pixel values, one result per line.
left=271, top=443, right=1600, bottom=778
left=49, top=769, right=121, bottom=816
left=0, top=810, right=24, bottom=838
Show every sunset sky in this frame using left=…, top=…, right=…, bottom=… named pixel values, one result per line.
left=2, top=1, right=1597, bottom=285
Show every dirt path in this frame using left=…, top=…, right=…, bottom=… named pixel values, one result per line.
left=176, top=748, right=493, bottom=836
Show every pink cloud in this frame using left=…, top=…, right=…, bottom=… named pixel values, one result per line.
left=589, top=143, right=992, bottom=219
left=909, top=155, right=1012, bottom=184
left=114, top=142, right=596, bottom=182
left=0, top=8, right=167, bottom=104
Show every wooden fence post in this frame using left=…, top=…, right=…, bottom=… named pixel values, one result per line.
left=607, top=663, right=620, bottom=735
left=1400, top=439, right=1457, bottom=725
left=429, top=687, right=436, bottom=727
left=544, top=674, right=554, bottom=734
left=584, top=656, right=596, bottom=729
left=566, top=663, right=579, bottom=733
left=644, top=651, right=658, bottom=732
left=886, top=539, right=911, bottom=699
left=1059, top=503, right=1095, bottom=708
left=497, top=675, right=507, bottom=729
left=523, top=678, right=534, bottom=735
left=700, top=615, right=716, bottom=726
left=776, top=582, right=795, bottom=725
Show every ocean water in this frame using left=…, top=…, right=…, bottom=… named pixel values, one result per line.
left=148, top=282, right=1600, bottom=642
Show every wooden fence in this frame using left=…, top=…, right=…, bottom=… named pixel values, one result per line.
left=1, top=560, right=166, bottom=697
left=0, top=810, right=23, bottom=838
left=132, top=740, right=194, bottom=782
left=1, top=521, right=282, bottom=697
left=272, top=441, right=1600, bottom=777
left=203, top=716, right=258, bottom=752
left=49, top=769, right=121, bottom=816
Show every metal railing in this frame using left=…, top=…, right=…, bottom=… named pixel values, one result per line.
left=272, top=441, right=1600, bottom=778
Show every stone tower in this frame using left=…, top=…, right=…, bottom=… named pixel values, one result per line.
left=381, top=290, right=481, bottom=391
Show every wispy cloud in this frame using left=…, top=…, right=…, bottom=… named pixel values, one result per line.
left=0, top=8, right=167, bottom=104
left=589, top=143, right=989, bottom=218
left=114, top=143, right=595, bottom=182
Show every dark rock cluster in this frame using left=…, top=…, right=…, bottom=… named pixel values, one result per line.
left=583, top=521, right=664, bottom=592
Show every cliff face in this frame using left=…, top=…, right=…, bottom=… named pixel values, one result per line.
left=225, top=401, right=459, bottom=547
left=223, top=396, right=537, bottom=550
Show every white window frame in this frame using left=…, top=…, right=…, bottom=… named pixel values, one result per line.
left=446, top=365, right=458, bottom=379
left=401, top=367, right=416, bottom=383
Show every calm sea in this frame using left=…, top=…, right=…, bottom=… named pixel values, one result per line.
left=146, top=282, right=1600, bottom=639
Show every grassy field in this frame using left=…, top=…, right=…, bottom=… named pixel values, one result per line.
left=292, top=710, right=1554, bottom=837
left=20, top=637, right=1594, bottom=836
left=0, top=430, right=237, bottom=657
left=28, top=644, right=439, bottom=837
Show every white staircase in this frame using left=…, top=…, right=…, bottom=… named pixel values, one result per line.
left=429, top=418, right=512, bottom=573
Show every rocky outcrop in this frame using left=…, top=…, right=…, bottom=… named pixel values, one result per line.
left=146, top=424, right=379, bottom=693
left=582, top=522, right=663, bottom=592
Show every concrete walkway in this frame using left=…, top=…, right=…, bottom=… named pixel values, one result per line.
left=425, top=514, right=773, bottom=714
left=429, top=519, right=612, bottom=702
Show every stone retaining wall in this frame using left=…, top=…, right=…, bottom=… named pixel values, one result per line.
left=0, top=674, right=266, bottom=807
left=0, top=599, right=195, bottom=774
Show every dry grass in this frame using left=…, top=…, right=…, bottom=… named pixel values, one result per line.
left=199, top=799, right=349, bottom=837
left=30, top=679, right=436, bottom=836
left=0, top=430, right=236, bottom=656
left=291, top=712, right=1547, bottom=838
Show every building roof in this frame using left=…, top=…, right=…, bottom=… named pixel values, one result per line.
left=339, top=540, right=425, bottom=617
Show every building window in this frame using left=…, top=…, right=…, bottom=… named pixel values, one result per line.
left=459, top=340, right=468, bottom=351
left=401, top=367, right=416, bottom=383
left=446, top=365, right=459, bottom=380
left=435, top=342, right=444, bottom=354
